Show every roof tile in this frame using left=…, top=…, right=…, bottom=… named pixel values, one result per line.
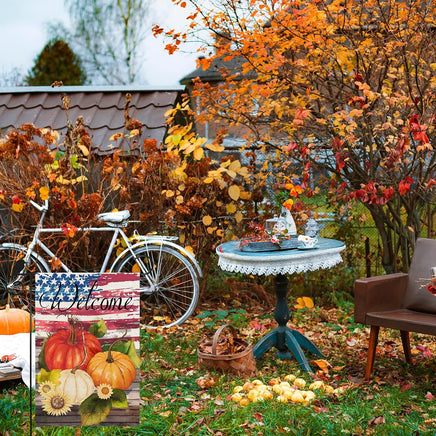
left=0, top=86, right=184, bottom=154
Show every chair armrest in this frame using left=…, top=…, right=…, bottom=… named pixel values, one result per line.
left=354, top=273, right=408, bottom=324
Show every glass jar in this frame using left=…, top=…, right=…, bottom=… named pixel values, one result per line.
left=304, top=218, right=320, bottom=238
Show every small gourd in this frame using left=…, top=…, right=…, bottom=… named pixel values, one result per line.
left=0, top=304, right=34, bottom=335
left=86, top=339, right=136, bottom=390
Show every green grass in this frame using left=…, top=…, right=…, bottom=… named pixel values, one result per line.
left=2, top=298, right=435, bottom=435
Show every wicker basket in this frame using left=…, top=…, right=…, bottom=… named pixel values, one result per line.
left=197, top=325, right=257, bottom=377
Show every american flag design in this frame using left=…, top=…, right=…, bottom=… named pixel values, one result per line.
left=35, top=272, right=140, bottom=427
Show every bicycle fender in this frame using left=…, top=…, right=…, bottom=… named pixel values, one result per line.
left=112, top=239, right=203, bottom=277
left=0, top=242, right=50, bottom=272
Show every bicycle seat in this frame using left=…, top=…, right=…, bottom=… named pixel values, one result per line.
left=97, top=210, right=130, bottom=227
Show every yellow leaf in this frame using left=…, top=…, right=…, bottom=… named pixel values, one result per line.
left=207, top=226, right=216, bottom=234
left=159, top=411, right=172, bottom=417
left=193, top=147, right=204, bottom=160
left=205, top=142, right=225, bottom=152
left=239, top=191, right=252, bottom=200
left=132, top=263, right=141, bottom=273
left=235, top=211, right=243, bottom=223
left=39, top=186, right=50, bottom=201
left=313, top=360, right=330, bottom=371
left=202, top=215, right=213, bottom=226
left=56, top=175, right=71, bottom=185
left=78, top=144, right=89, bottom=156
left=12, top=202, right=24, bottom=213
left=226, top=203, right=237, bottom=213
left=164, top=108, right=175, bottom=118
left=237, top=167, right=250, bottom=178
left=176, top=195, right=184, bottom=205
left=294, top=297, right=314, bottom=309
left=132, top=162, right=141, bottom=174
left=179, top=234, right=186, bottom=244
left=216, top=229, right=224, bottom=237
left=228, top=185, right=240, bottom=201
left=228, top=160, right=241, bottom=172
left=184, top=246, right=194, bottom=254
left=129, top=129, right=140, bottom=137
left=204, top=177, right=214, bottom=184
left=74, top=175, right=88, bottom=183
left=165, top=190, right=175, bottom=198
left=109, top=133, right=123, bottom=141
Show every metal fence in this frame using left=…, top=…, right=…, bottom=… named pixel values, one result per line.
left=319, top=219, right=385, bottom=278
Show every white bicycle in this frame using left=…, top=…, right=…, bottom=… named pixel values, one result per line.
left=0, top=199, right=201, bottom=328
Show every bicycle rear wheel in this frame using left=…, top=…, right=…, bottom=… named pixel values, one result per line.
left=0, top=244, right=48, bottom=308
left=113, top=244, right=200, bottom=328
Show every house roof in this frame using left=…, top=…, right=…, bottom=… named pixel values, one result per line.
left=0, top=85, right=185, bottom=155
left=180, top=55, right=257, bottom=85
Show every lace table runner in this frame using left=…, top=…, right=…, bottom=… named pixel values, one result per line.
left=216, top=238, right=345, bottom=276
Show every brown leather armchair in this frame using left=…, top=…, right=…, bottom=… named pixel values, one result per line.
left=354, top=238, right=436, bottom=380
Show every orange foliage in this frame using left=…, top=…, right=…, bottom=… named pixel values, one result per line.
left=162, top=0, right=435, bottom=271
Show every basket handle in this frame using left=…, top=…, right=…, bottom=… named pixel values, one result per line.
left=212, top=324, right=237, bottom=355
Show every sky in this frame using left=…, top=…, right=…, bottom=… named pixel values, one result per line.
left=0, top=0, right=201, bottom=87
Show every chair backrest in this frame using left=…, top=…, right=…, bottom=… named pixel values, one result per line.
left=402, top=238, right=436, bottom=314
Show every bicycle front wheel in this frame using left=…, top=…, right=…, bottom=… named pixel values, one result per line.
left=0, top=244, right=48, bottom=308
left=113, top=244, right=200, bottom=328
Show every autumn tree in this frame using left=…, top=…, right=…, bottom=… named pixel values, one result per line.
left=51, top=0, right=152, bottom=84
left=25, top=39, right=86, bottom=86
left=158, top=0, right=436, bottom=273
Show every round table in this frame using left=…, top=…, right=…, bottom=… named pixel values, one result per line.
left=216, top=238, right=345, bottom=372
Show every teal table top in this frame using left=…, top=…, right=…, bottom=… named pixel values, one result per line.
left=216, top=238, right=345, bottom=276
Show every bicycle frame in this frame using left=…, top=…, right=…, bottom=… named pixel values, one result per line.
left=22, top=200, right=152, bottom=284
left=2, top=199, right=202, bottom=328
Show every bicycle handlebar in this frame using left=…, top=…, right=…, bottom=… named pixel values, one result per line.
left=30, top=199, right=49, bottom=212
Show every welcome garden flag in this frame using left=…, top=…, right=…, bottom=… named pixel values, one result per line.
left=34, top=273, right=140, bottom=427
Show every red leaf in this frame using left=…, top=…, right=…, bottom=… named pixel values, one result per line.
left=425, top=392, right=434, bottom=401
left=400, top=384, right=413, bottom=392
left=399, top=179, right=412, bottom=195
left=252, top=412, right=263, bottom=423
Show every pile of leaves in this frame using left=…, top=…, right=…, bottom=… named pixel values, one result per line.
left=198, top=332, right=247, bottom=356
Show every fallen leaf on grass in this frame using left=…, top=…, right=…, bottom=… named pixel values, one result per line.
left=346, top=337, right=357, bottom=347
left=313, top=359, right=330, bottom=371
left=294, top=297, right=314, bottom=309
left=159, top=411, right=172, bottom=417
left=425, top=392, right=434, bottom=401
left=400, top=383, right=413, bottom=392
left=368, top=416, right=386, bottom=426
left=196, top=375, right=215, bottom=389
left=252, top=412, right=263, bottom=423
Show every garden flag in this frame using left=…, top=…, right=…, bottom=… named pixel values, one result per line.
left=34, top=272, right=140, bottom=427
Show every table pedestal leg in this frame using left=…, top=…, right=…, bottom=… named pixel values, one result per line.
left=252, top=273, right=324, bottom=372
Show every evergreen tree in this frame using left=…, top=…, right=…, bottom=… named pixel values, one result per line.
left=25, top=39, right=86, bottom=86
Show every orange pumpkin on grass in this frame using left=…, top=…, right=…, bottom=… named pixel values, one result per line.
left=0, top=305, right=34, bottom=335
